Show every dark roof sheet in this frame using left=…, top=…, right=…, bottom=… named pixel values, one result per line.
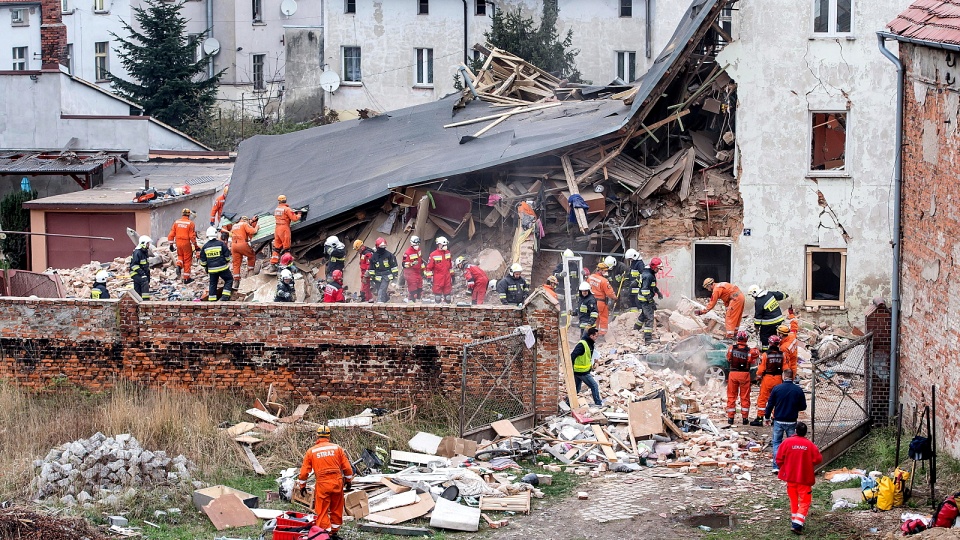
left=887, top=0, right=960, bottom=45
left=0, top=152, right=116, bottom=174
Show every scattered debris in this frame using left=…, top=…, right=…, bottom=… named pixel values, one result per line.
left=0, top=505, right=108, bottom=540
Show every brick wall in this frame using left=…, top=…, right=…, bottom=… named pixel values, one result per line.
left=898, top=43, right=960, bottom=457
left=39, top=0, right=67, bottom=70
left=0, top=292, right=560, bottom=420
left=864, top=301, right=892, bottom=426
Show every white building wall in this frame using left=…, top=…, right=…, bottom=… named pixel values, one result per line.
left=717, top=0, right=905, bottom=322
left=1, top=3, right=43, bottom=71
left=61, top=0, right=133, bottom=86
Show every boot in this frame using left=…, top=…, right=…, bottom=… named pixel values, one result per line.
left=183, top=278, right=193, bottom=285
left=175, top=265, right=182, bottom=278
left=749, top=417, right=764, bottom=427
left=444, top=295, right=452, bottom=304
left=727, top=417, right=734, bottom=426
left=743, top=418, right=749, bottom=425
left=435, top=295, right=442, bottom=303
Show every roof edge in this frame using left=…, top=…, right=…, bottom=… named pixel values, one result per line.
left=879, top=30, right=960, bottom=52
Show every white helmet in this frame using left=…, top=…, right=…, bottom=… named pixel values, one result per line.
left=95, top=270, right=109, bottom=284
left=562, top=249, right=574, bottom=258
left=206, top=226, right=218, bottom=240
left=510, top=263, right=523, bottom=273
left=436, top=236, right=448, bottom=246
left=604, top=256, right=617, bottom=268
left=578, top=281, right=592, bottom=292
left=325, top=235, right=340, bottom=247
left=747, top=284, right=762, bottom=297
left=411, top=235, right=420, bottom=246
left=138, top=235, right=152, bottom=246
left=280, top=269, right=293, bottom=281
left=624, top=248, right=639, bottom=261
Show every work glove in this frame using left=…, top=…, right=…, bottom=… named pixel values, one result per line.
left=296, top=480, right=307, bottom=495
left=694, top=309, right=703, bottom=316
left=344, top=481, right=352, bottom=492
left=251, top=215, right=259, bottom=224
left=657, top=291, right=664, bottom=300
left=788, top=306, right=796, bottom=317
left=169, top=244, right=176, bottom=252
left=210, top=220, right=215, bottom=226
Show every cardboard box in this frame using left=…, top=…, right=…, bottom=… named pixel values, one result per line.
left=345, top=490, right=370, bottom=519
left=192, top=485, right=258, bottom=512
left=291, top=485, right=315, bottom=510
left=436, top=436, right=478, bottom=458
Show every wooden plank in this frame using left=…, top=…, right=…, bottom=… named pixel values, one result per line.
left=560, top=154, right=589, bottom=231
left=241, top=444, right=266, bottom=475
left=233, top=435, right=262, bottom=445
left=479, top=492, right=530, bottom=514
left=224, top=422, right=256, bottom=438
left=442, top=102, right=562, bottom=128
left=558, top=324, right=580, bottom=410
left=592, top=425, right=619, bottom=462
left=628, top=399, right=664, bottom=438
left=662, top=414, right=688, bottom=440
left=491, top=419, right=522, bottom=438
left=245, top=408, right=279, bottom=424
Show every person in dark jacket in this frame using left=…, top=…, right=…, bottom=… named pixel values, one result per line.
left=749, top=285, right=789, bottom=350
left=576, top=281, right=599, bottom=330
left=775, top=422, right=822, bottom=535
left=552, top=249, right=580, bottom=298
left=91, top=270, right=110, bottom=299
left=570, top=327, right=603, bottom=406
left=324, top=235, right=347, bottom=276
left=275, top=269, right=295, bottom=302
left=497, top=263, right=529, bottom=306
left=634, top=257, right=663, bottom=343
left=199, top=226, right=233, bottom=301
left=765, top=369, right=807, bottom=473
left=368, top=237, right=398, bottom=303
left=129, top=235, right=152, bottom=300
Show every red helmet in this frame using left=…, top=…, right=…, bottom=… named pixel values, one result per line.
left=331, top=269, right=343, bottom=281
left=768, top=335, right=781, bottom=346
left=736, top=330, right=749, bottom=342
left=649, top=257, right=662, bottom=269
left=376, top=237, right=387, bottom=248
left=280, top=253, right=293, bottom=266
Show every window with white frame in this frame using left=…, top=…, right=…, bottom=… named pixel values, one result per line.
left=418, top=0, right=428, bottom=15
left=810, top=111, right=847, bottom=174
left=345, top=0, right=355, bottom=13
left=415, top=48, right=433, bottom=86
left=95, top=41, right=109, bottom=80
left=93, top=0, right=107, bottom=12
left=620, top=0, right=632, bottom=17
left=252, top=54, right=265, bottom=89
left=476, top=0, right=486, bottom=16
left=61, top=0, right=70, bottom=12
left=814, top=0, right=851, bottom=34
left=343, top=46, right=361, bottom=82
left=805, top=247, right=846, bottom=306
left=64, top=44, right=73, bottom=74
left=12, top=47, right=27, bottom=70
left=11, top=8, right=28, bottom=25
left=616, top=51, right=636, bottom=83
left=252, top=0, right=262, bottom=22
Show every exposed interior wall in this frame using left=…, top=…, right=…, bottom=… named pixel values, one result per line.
left=897, top=43, right=960, bottom=458
left=0, top=293, right=561, bottom=419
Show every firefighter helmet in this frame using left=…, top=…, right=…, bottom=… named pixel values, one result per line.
left=353, top=239, right=364, bottom=251
left=510, top=263, right=523, bottom=274
left=95, top=270, right=109, bottom=284
left=578, top=281, right=592, bottom=292
left=331, top=269, right=343, bottom=281
left=703, top=277, right=715, bottom=289
left=182, top=207, right=191, bottom=216
left=376, top=237, right=387, bottom=248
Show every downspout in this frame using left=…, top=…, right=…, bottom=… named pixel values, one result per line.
left=206, top=0, right=214, bottom=78
left=462, top=0, right=469, bottom=65
left=645, top=0, right=652, bottom=59
left=876, top=32, right=903, bottom=422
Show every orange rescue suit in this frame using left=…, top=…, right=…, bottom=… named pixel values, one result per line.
left=210, top=193, right=226, bottom=225
left=298, top=438, right=354, bottom=532
left=271, top=203, right=300, bottom=264
left=704, top=282, right=745, bottom=337
left=167, top=217, right=199, bottom=280
left=756, top=347, right=786, bottom=416
left=726, top=342, right=758, bottom=420
left=230, top=220, right=259, bottom=276
left=780, top=316, right=800, bottom=374
left=587, top=273, right=616, bottom=335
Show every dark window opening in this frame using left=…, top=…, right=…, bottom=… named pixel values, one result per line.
left=476, top=0, right=486, bottom=15
left=807, top=249, right=845, bottom=303
left=418, top=0, right=428, bottom=15
left=810, top=112, right=846, bottom=172
left=694, top=244, right=731, bottom=299
left=345, top=0, right=355, bottom=13
left=620, top=0, right=632, bottom=17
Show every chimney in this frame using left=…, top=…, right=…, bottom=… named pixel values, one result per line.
left=40, top=0, right=67, bottom=70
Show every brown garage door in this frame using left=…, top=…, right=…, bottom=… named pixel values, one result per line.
left=45, top=212, right=136, bottom=269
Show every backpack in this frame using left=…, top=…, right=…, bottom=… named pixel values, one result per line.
left=932, top=493, right=960, bottom=528
left=876, top=476, right=897, bottom=511
left=861, top=476, right=878, bottom=506
left=892, top=468, right=910, bottom=507
left=909, top=435, right=932, bottom=461
left=901, top=518, right=928, bottom=535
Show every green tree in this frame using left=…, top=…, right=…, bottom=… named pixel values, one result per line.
left=0, top=189, right=37, bottom=269
left=484, top=0, right=582, bottom=81
left=109, top=0, right=223, bottom=136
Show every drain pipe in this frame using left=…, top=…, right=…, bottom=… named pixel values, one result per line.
left=462, top=0, right=469, bottom=66
left=206, top=0, right=214, bottom=79
left=876, top=32, right=903, bottom=422
left=645, top=0, right=653, bottom=58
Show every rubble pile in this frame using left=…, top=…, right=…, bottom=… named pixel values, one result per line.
left=31, top=433, right=197, bottom=507
left=0, top=505, right=108, bottom=540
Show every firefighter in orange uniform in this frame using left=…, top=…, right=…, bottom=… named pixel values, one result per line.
left=726, top=330, right=759, bottom=425
left=752, top=334, right=785, bottom=426
left=695, top=278, right=746, bottom=339
left=229, top=215, right=259, bottom=290
left=778, top=308, right=801, bottom=374
left=543, top=275, right=559, bottom=301
left=270, top=194, right=301, bottom=267
left=167, top=208, right=200, bottom=284
left=297, top=425, right=354, bottom=538
left=210, top=185, right=228, bottom=226
left=588, top=262, right=617, bottom=336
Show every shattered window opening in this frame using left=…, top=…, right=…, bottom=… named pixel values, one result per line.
left=806, top=247, right=846, bottom=306
left=620, top=0, right=632, bottom=17
left=813, top=0, right=852, bottom=34
left=617, top=51, right=637, bottom=83
left=810, top=111, right=846, bottom=174
left=415, top=48, right=434, bottom=86
left=343, top=46, right=361, bottom=82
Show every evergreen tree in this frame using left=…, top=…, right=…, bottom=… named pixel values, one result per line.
left=109, top=0, right=223, bottom=136
left=484, top=0, right=582, bottom=81
left=0, top=189, right=37, bottom=269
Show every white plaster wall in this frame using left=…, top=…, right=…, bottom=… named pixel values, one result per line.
left=718, top=0, right=905, bottom=323
left=0, top=4, right=43, bottom=71
left=0, top=74, right=62, bottom=148
left=61, top=0, right=132, bottom=85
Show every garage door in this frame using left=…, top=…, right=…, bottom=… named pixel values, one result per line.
left=45, top=212, right=136, bottom=270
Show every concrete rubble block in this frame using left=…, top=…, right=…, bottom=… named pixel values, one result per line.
left=668, top=311, right=703, bottom=337
left=610, top=370, right=637, bottom=393
left=477, top=248, right=507, bottom=278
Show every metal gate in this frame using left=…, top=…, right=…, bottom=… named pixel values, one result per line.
left=811, top=333, right=873, bottom=466
left=459, top=329, right=537, bottom=436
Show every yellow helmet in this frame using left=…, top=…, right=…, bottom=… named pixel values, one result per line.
left=596, top=262, right=609, bottom=271
left=182, top=208, right=191, bottom=216
left=316, top=425, right=331, bottom=437
left=702, top=277, right=715, bottom=289
left=777, top=324, right=790, bottom=336
left=353, top=239, right=364, bottom=251
left=278, top=194, right=287, bottom=203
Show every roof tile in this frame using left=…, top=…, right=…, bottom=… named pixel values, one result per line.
left=888, top=0, right=960, bottom=45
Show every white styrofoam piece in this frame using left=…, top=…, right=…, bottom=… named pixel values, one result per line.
left=408, top=432, right=443, bottom=455
left=429, top=496, right=481, bottom=532
left=367, top=490, right=419, bottom=514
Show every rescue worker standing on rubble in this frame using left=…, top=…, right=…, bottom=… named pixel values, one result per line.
left=270, top=194, right=302, bottom=270
left=603, top=255, right=629, bottom=312
left=543, top=275, right=559, bottom=301
left=749, top=285, right=789, bottom=351
left=324, top=236, right=346, bottom=277
left=167, top=208, right=200, bottom=284
left=588, top=262, right=616, bottom=336
left=753, top=334, right=785, bottom=426
left=297, top=425, right=354, bottom=539
left=696, top=278, right=746, bottom=339
left=275, top=269, right=295, bottom=302
left=457, top=256, right=489, bottom=305
left=576, top=281, right=599, bottom=332
left=571, top=327, right=604, bottom=407
left=425, top=236, right=455, bottom=304
left=323, top=269, right=346, bottom=303
left=635, top=257, right=664, bottom=344
left=497, top=263, right=530, bottom=306
left=353, top=239, right=375, bottom=302
left=726, top=330, right=759, bottom=425
left=402, top=236, right=425, bottom=302
left=210, top=185, right=227, bottom=227
left=230, top=215, right=259, bottom=291
left=625, top=249, right=645, bottom=313
left=766, top=368, right=807, bottom=474
left=369, top=237, right=399, bottom=303
left=91, top=270, right=110, bottom=299
left=553, top=249, right=581, bottom=295
left=129, top=236, right=153, bottom=300
left=778, top=307, right=801, bottom=374
left=200, top=226, right=233, bottom=301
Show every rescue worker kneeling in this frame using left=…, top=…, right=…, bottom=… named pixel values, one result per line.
left=297, top=425, right=354, bottom=538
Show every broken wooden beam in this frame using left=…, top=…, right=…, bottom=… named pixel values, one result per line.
left=560, top=154, right=589, bottom=231
left=443, top=102, right=561, bottom=129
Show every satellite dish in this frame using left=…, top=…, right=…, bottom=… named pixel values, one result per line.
left=319, top=70, right=341, bottom=93
left=280, top=0, right=297, bottom=16
left=202, top=37, right=220, bottom=56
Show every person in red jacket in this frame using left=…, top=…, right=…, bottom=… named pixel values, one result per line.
left=456, top=256, right=489, bottom=305
left=353, top=239, right=374, bottom=302
left=167, top=208, right=200, bottom=284
left=402, top=236, right=425, bottom=302
left=323, top=269, right=346, bottom=303
left=775, top=422, right=822, bottom=535
left=297, top=425, right=354, bottom=537
left=424, top=236, right=454, bottom=304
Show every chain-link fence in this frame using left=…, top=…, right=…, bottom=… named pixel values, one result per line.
left=810, top=333, right=872, bottom=452
left=459, top=329, right=537, bottom=436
